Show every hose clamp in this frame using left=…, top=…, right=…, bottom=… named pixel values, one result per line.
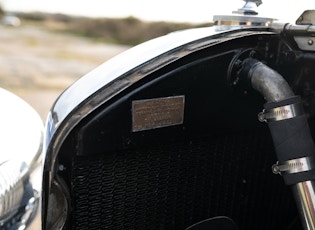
left=272, top=155, right=315, bottom=175
left=258, top=103, right=304, bottom=122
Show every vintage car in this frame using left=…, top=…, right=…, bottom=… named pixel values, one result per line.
left=2, top=0, right=315, bottom=229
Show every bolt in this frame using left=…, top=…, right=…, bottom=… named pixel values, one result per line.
left=235, top=59, right=242, bottom=68
left=308, top=39, right=314, bottom=46
left=258, top=112, right=266, bottom=122
left=59, top=165, right=65, bottom=171
left=272, top=164, right=280, bottom=174
left=298, top=16, right=303, bottom=22
left=249, top=50, right=256, bottom=58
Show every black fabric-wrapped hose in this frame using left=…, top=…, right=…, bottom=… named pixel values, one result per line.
left=238, top=58, right=315, bottom=185
left=264, top=96, right=315, bottom=185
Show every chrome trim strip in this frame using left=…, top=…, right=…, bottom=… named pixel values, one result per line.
left=50, top=27, right=219, bottom=128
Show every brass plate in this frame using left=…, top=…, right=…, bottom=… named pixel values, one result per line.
left=132, top=96, right=185, bottom=132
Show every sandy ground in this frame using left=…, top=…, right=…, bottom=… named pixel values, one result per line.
left=0, top=24, right=129, bottom=121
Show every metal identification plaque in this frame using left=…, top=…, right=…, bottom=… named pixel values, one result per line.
left=132, top=96, right=185, bottom=132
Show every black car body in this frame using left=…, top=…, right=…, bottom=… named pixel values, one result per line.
left=4, top=1, right=315, bottom=229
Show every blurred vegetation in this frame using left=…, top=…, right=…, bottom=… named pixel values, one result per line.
left=0, top=4, right=4, bottom=17
left=16, top=12, right=213, bottom=45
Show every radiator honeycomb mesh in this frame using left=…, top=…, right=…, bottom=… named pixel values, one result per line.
left=71, top=130, right=299, bottom=229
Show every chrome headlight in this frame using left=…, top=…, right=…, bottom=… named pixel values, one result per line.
left=0, top=88, right=43, bottom=229
left=0, top=161, right=30, bottom=224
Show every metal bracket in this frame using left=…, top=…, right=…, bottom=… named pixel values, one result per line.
left=258, top=102, right=304, bottom=123
left=294, top=36, right=315, bottom=52
left=272, top=155, right=315, bottom=175
left=296, top=10, right=315, bottom=25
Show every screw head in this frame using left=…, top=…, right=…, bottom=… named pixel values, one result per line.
left=298, top=16, right=303, bottom=22
left=308, top=39, right=314, bottom=46
left=272, top=164, right=280, bottom=174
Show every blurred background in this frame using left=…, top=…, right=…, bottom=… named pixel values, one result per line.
left=0, top=0, right=314, bottom=121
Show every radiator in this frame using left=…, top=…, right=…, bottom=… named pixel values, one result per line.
left=71, top=128, right=299, bottom=229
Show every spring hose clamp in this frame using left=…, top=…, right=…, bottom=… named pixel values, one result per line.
left=258, top=102, right=304, bottom=122
left=272, top=155, right=315, bottom=175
